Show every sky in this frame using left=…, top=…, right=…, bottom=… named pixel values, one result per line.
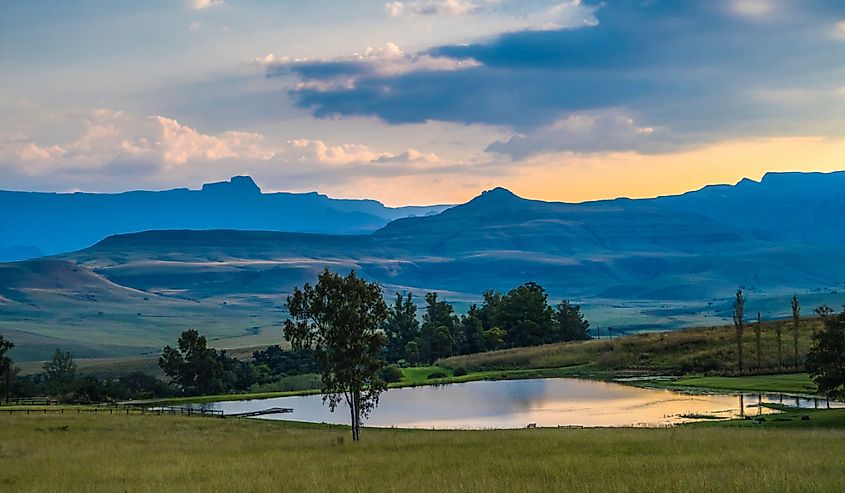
left=2, top=0, right=845, bottom=206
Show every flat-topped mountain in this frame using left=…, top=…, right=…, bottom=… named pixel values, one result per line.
left=0, top=176, right=450, bottom=261
left=3, top=171, right=845, bottom=360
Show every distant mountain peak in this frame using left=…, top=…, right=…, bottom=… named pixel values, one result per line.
left=473, top=187, right=522, bottom=203
left=201, top=176, right=261, bottom=195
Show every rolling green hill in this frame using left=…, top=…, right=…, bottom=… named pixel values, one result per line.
left=2, top=172, right=845, bottom=361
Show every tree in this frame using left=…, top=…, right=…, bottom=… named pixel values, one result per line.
left=557, top=301, right=590, bottom=342
left=754, top=312, right=762, bottom=370
left=0, top=335, right=14, bottom=403
left=420, top=292, right=458, bottom=362
left=43, top=349, right=77, bottom=391
left=459, top=305, right=486, bottom=355
left=791, top=295, right=801, bottom=367
left=159, top=330, right=224, bottom=396
left=775, top=320, right=784, bottom=371
left=404, top=340, right=420, bottom=365
left=383, top=292, right=420, bottom=362
left=479, top=290, right=503, bottom=330
left=815, top=305, right=835, bottom=319
left=732, top=289, right=745, bottom=373
left=806, top=309, right=845, bottom=399
left=498, top=282, right=556, bottom=347
left=482, top=327, right=507, bottom=351
left=283, top=269, right=388, bottom=441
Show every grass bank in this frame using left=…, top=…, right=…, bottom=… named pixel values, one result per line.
left=2, top=413, right=844, bottom=492
left=440, top=319, right=821, bottom=376
left=658, top=373, right=818, bottom=395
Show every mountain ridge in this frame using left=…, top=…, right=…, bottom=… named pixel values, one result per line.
left=4, top=170, right=845, bottom=360
left=0, top=176, right=451, bottom=261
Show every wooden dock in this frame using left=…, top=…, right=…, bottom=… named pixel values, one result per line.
left=226, top=407, right=293, bottom=418
left=147, top=405, right=293, bottom=418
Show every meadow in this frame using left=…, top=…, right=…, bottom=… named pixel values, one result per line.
left=1, top=412, right=844, bottom=492
left=439, top=319, right=822, bottom=378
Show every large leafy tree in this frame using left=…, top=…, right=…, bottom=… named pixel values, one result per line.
left=159, top=330, right=224, bottom=396
left=806, top=309, right=845, bottom=399
left=498, top=282, right=556, bottom=347
left=556, top=301, right=590, bottom=342
left=0, top=335, right=14, bottom=403
left=284, top=269, right=388, bottom=441
left=383, top=292, right=420, bottom=362
left=420, top=292, right=458, bottom=362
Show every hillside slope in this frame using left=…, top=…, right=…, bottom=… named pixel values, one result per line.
left=3, top=171, right=845, bottom=361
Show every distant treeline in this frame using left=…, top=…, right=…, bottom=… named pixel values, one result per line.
left=0, top=281, right=589, bottom=401
left=384, top=282, right=589, bottom=365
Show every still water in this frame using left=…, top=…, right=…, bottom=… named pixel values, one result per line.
left=195, top=378, right=841, bottom=429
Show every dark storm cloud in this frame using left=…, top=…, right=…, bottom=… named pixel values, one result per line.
left=267, top=0, right=845, bottom=158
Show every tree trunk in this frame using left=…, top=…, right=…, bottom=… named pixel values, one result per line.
left=4, top=365, right=9, bottom=403
left=348, top=398, right=356, bottom=441
left=352, top=389, right=361, bottom=441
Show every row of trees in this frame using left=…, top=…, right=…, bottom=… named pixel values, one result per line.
left=0, top=343, right=173, bottom=403
left=732, top=290, right=838, bottom=373
left=159, top=330, right=319, bottom=396
left=384, top=282, right=590, bottom=365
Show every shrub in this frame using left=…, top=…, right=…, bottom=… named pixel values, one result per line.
left=379, top=365, right=404, bottom=383
left=427, top=371, right=448, bottom=380
left=453, top=367, right=468, bottom=377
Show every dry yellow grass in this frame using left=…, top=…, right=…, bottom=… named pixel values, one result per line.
left=440, top=319, right=823, bottom=375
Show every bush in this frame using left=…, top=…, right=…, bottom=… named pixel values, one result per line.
left=379, top=365, right=404, bottom=383
left=453, top=367, right=468, bottom=377
left=427, top=371, right=448, bottom=380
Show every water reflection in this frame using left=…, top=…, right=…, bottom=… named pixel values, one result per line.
left=193, top=378, right=843, bottom=429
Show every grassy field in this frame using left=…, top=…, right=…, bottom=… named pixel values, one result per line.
left=662, top=373, right=818, bottom=395
left=439, top=319, right=823, bottom=377
left=2, top=413, right=845, bottom=492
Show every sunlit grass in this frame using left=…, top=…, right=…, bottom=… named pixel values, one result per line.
left=439, top=319, right=822, bottom=377
left=2, top=413, right=845, bottom=492
left=664, top=373, right=817, bottom=395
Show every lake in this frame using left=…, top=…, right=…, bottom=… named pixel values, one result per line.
left=194, top=378, right=840, bottom=429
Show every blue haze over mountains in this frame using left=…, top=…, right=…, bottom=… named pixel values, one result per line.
left=2, top=171, right=845, bottom=360
left=1, top=175, right=449, bottom=261
left=56, top=170, right=845, bottom=300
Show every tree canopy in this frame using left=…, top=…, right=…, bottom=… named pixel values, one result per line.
left=159, top=330, right=224, bottom=396
left=284, top=269, right=389, bottom=441
left=806, top=309, right=845, bottom=399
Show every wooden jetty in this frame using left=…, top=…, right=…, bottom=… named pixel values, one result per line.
left=147, top=405, right=293, bottom=418
left=226, top=407, right=294, bottom=418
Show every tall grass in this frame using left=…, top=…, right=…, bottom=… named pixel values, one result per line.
left=2, top=414, right=844, bottom=492
left=439, top=319, right=822, bottom=376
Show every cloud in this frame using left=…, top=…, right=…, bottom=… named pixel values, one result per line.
left=284, top=139, right=381, bottom=165
left=834, top=21, right=845, bottom=41
left=385, top=0, right=477, bottom=17
left=374, top=148, right=441, bottom=164
left=187, top=0, right=222, bottom=10
left=0, top=109, right=445, bottom=182
left=270, top=0, right=845, bottom=157
left=265, top=42, right=479, bottom=82
left=727, top=0, right=777, bottom=18
left=486, top=111, right=665, bottom=159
